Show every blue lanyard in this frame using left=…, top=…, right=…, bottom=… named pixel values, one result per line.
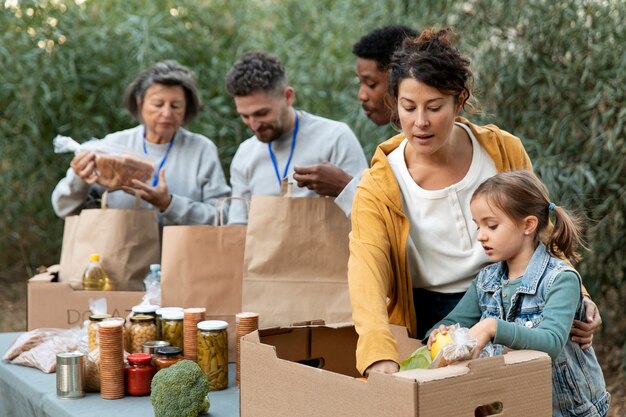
left=268, top=110, right=299, bottom=188
left=143, top=131, right=176, bottom=186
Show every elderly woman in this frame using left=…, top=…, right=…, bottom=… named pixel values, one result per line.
left=52, top=60, right=230, bottom=226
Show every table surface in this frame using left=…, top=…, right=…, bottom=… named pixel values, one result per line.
left=0, top=332, right=240, bottom=417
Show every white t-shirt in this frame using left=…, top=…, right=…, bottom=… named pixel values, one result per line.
left=387, top=122, right=497, bottom=293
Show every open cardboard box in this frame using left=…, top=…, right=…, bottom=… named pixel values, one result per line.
left=27, top=265, right=144, bottom=330
left=240, top=323, right=552, bottom=416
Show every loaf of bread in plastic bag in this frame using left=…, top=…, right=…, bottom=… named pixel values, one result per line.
left=94, top=152, right=155, bottom=189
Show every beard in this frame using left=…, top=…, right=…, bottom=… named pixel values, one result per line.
left=254, top=123, right=284, bottom=143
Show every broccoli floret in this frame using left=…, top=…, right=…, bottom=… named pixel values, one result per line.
left=150, top=360, right=210, bottom=417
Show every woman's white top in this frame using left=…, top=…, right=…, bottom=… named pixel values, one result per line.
left=387, top=122, right=497, bottom=293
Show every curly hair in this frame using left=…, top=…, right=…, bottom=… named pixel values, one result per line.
left=225, top=51, right=287, bottom=97
left=388, top=27, right=480, bottom=127
left=352, top=25, right=419, bottom=71
left=124, top=60, right=200, bottom=123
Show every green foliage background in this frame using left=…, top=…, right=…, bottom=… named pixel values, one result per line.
left=1, top=0, right=624, bottom=344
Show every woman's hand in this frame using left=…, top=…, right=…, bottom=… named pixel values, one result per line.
left=468, top=318, right=497, bottom=355
left=570, top=296, right=602, bottom=350
left=125, top=168, right=172, bottom=211
left=364, top=360, right=399, bottom=376
left=70, top=152, right=98, bottom=184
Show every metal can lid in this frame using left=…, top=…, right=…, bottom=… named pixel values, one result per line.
left=156, top=346, right=182, bottom=356
left=89, top=313, right=112, bottom=322
left=132, top=304, right=159, bottom=314
left=127, top=353, right=153, bottom=364
left=56, top=351, right=84, bottom=365
left=161, top=310, right=184, bottom=320
left=155, top=307, right=183, bottom=316
left=130, top=314, right=155, bottom=323
left=197, top=320, right=228, bottom=331
left=142, top=340, right=170, bottom=350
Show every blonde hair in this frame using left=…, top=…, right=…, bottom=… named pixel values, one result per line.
left=471, top=170, right=586, bottom=262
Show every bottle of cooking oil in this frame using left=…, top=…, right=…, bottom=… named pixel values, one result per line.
left=82, top=253, right=109, bottom=291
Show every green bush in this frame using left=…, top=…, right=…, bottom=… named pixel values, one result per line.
left=1, top=1, right=624, bottom=347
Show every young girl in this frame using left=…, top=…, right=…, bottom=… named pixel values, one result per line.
left=427, top=170, right=610, bottom=417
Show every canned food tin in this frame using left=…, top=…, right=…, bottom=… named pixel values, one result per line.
left=56, top=351, right=85, bottom=399
left=142, top=340, right=170, bottom=357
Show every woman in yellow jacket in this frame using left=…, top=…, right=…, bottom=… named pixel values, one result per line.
left=348, top=28, right=599, bottom=376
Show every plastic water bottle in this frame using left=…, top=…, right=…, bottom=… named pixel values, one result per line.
left=144, top=264, right=161, bottom=291
left=82, top=253, right=108, bottom=290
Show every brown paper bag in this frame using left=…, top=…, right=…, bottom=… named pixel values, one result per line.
left=161, top=198, right=247, bottom=362
left=242, top=185, right=352, bottom=329
left=58, top=191, right=160, bottom=291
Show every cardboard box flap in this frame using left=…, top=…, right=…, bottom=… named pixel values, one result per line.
left=29, top=264, right=60, bottom=283
left=394, top=349, right=549, bottom=383
left=390, top=324, right=422, bottom=360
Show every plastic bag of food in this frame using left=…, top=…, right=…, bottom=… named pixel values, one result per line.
left=9, top=327, right=83, bottom=373
left=2, top=328, right=60, bottom=361
left=53, top=135, right=155, bottom=189
left=429, top=324, right=477, bottom=368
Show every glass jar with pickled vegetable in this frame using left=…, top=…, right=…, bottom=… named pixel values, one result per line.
left=197, top=320, right=229, bottom=391
left=154, top=346, right=183, bottom=372
left=128, top=315, right=157, bottom=354
left=160, top=310, right=184, bottom=349
left=87, top=313, right=112, bottom=352
left=155, top=307, right=183, bottom=340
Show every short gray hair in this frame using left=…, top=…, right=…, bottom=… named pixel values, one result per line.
left=124, top=60, right=200, bottom=123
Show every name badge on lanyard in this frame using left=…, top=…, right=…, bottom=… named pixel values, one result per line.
left=268, top=110, right=299, bottom=188
left=143, top=131, right=176, bottom=187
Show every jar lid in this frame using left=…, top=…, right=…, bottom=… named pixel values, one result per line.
left=89, top=313, right=112, bottom=322
left=127, top=353, right=152, bottom=364
left=99, top=317, right=125, bottom=329
left=156, top=307, right=184, bottom=316
left=156, top=346, right=182, bottom=356
left=56, top=351, right=84, bottom=365
left=143, top=340, right=170, bottom=349
left=161, top=311, right=184, bottom=320
left=132, top=304, right=159, bottom=314
left=197, top=320, right=228, bottom=331
left=130, top=314, right=155, bottom=323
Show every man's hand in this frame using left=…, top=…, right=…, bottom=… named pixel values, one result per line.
left=364, top=360, right=399, bottom=377
left=570, top=296, right=602, bottom=350
left=124, top=168, right=172, bottom=212
left=293, top=162, right=352, bottom=197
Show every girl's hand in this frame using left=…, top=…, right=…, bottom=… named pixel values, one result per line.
left=468, top=318, right=497, bottom=355
left=124, top=168, right=172, bottom=211
left=426, top=324, right=452, bottom=349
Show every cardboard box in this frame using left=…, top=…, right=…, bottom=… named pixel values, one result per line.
left=240, top=324, right=552, bottom=417
left=27, top=265, right=144, bottom=330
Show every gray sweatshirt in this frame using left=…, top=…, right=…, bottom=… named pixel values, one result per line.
left=228, top=111, right=368, bottom=224
left=51, top=125, right=231, bottom=226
